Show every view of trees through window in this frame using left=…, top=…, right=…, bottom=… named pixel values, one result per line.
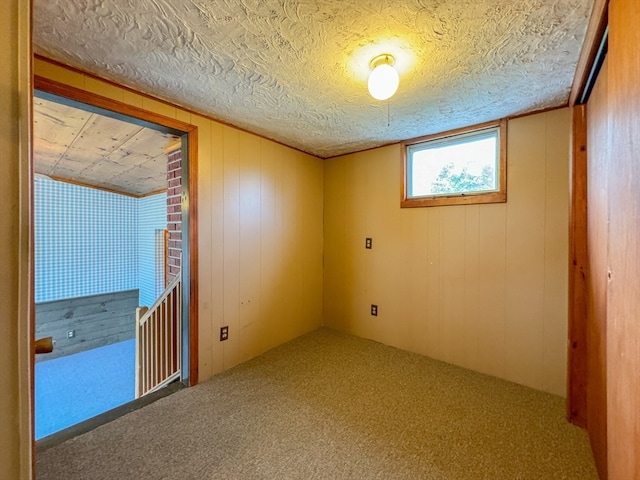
left=407, top=128, right=499, bottom=198
left=430, top=163, right=495, bottom=195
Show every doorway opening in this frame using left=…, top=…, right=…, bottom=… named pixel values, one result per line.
left=33, top=77, right=198, bottom=443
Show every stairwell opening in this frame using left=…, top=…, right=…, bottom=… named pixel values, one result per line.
left=33, top=79, right=197, bottom=447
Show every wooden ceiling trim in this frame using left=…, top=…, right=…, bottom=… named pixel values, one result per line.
left=35, top=75, right=197, bottom=135
left=43, top=175, right=162, bottom=199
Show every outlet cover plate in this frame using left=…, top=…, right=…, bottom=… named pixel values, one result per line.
left=220, top=326, right=229, bottom=341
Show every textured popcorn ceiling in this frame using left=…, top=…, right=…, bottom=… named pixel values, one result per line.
left=33, top=0, right=594, bottom=159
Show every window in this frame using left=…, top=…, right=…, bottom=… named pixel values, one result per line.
left=401, top=120, right=506, bottom=208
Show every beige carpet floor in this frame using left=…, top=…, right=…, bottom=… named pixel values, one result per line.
left=36, top=328, right=597, bottom=479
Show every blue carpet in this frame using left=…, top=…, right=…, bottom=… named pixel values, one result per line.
left=35, top=339, right=135, bottom=440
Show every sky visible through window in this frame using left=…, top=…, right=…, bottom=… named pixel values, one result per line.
left=409, top=134, right=498, bottom=197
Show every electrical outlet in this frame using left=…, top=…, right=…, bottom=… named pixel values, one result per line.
left=365, top=237, right=372, bottom=249
left=371, top=304, right=378, bottom=316
left=67, top=330, right=75, bottom=339
left=220, top=326, right=229, bottom=342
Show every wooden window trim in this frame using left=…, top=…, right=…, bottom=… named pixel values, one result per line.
left=401, top=119, right=507, bottom=208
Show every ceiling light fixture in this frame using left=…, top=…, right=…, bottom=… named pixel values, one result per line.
left=367, top=54, right=399, bottom=101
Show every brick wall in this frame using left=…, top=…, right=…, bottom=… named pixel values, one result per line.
left=167, top=149, right=182, bottom=283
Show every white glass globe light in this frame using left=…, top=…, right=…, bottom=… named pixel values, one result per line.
left=368, top=60, right=399, bottom=101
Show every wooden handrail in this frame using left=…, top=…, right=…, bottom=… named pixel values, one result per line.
left=35, top=337, right=54, bottom=355
left=135, top=274, right=182, bottom=398
left=138, top=273, right=180, bottom=326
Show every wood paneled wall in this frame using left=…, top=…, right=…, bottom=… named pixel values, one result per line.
left=606, top=0, right=640, bottom=476
left=573, top=0, right=640, bottom=477
left=324, top=109, right=570, bottom=396
left=2, top=1, right=31, bottom=479
left=34, top=58, right=325, bottom=382
left=586, top=58, right=609, bottom=479
left=35, top=290, right=139, bottom=361
left=196, top=120, right=324, bottom=376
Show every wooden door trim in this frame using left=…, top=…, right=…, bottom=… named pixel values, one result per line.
left=33, top=75, right=199, bottom=386
left=567, top=105, right=588, bottom=427
left=569, top=0, right=608, bottom=106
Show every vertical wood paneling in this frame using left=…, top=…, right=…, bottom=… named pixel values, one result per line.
left=343, top=153, right=367, bottom=338
left=259, top=140, right=280, bottom=352
left=368, top=147, right=406, bottom=347
left=323, top=157, right=346, bottom=330
left=272, top=144, right=290, bottom=343
left=586, top=58, right=609, bottom=480
left=463, top=205, right=480, bottom=369
left=439, top=206, right=466, bottom=367
left=504, top=114, right=546, bottom=389
left=192, top=114, right=213, bottom=379
left=221, top=126, right=242, bottom=369
left=292, top=152, right=308, bottom=336
left=209, top=123, right=323, bottom=373
left=280, top=149, right=300, bottom=341
left=607, top=0, right=640, bottom=475
left=238, top=134, right=262, bottom=362
left=425, top=207, right=442, bottom=358
left=403, top=209, right=429, bottom=356
left=476, top=204, right=507, bottom=377
left=323, top=110, right=570, bottom=396
left=364, top=151, right=384, bottom=343
left=297, top=154, right=313, bottom=333
left=209, top=121, right=225, bottom=374
left=542, top=108, right=571, bottom=395
left=300, top=152, right=324, bottom=331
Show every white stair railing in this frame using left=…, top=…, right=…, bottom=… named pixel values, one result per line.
left=135, top=275, right=182, bottom=398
